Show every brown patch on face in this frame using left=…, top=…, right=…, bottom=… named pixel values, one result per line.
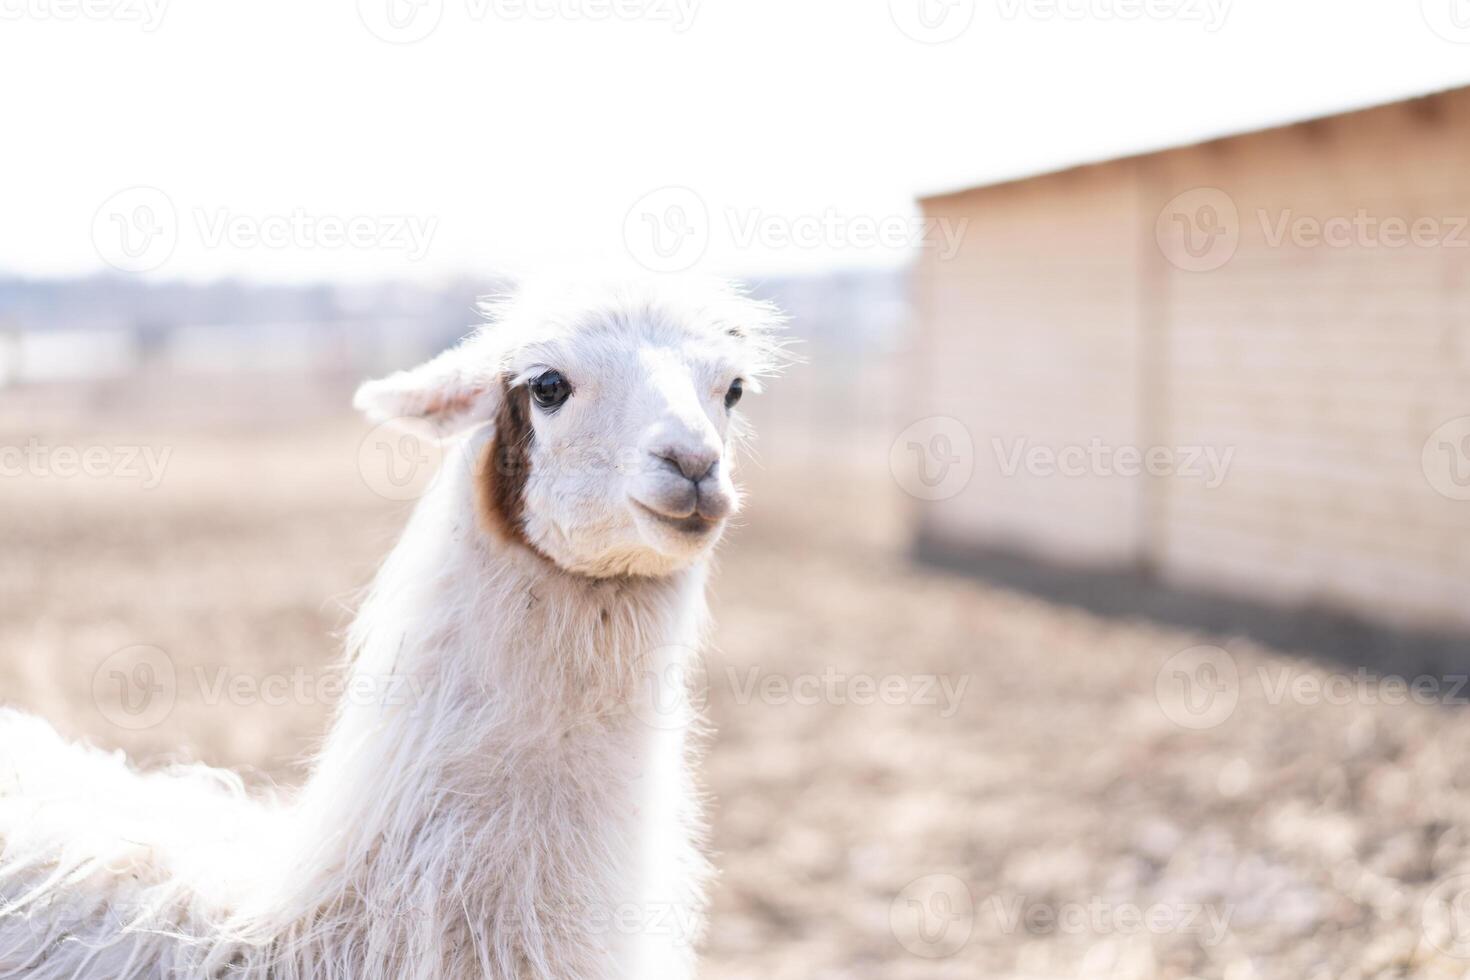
left=476, top=378, right=537, bottom=550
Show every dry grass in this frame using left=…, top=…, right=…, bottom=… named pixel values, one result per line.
left=4, top=378, right=1470, bottom=979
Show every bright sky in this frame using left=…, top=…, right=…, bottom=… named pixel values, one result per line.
left=2, top=0, right=1469, bottom=283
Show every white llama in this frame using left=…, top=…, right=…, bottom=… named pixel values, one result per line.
left=0, top=277, right=785, bottom=980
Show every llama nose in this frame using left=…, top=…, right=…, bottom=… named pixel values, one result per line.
left=653, top=446, right=720, bottom=483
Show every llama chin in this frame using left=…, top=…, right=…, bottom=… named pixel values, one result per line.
left=0, top=277, right=786, bottom=980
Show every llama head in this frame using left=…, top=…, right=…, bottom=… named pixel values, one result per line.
left=355, top=277, right=786, bottom=578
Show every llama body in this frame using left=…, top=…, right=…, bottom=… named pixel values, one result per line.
left=0, top=279, right=784, bottom=979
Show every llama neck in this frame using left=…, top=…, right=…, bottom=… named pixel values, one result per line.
left=263, top=442, right=709, bottom=979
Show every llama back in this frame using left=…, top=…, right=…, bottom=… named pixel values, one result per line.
left=0, top=709, right=282, bottom=978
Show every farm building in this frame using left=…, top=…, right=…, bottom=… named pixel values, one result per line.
left=911, top=85, right=1470, bottom=634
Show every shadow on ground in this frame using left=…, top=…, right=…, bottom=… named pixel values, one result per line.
left=917, top=532, right=1470, bottom=684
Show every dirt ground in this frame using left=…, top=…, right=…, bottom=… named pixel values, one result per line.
left=5, top=379, right=1470, bottom=979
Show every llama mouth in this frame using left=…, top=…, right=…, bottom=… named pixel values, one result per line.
left=632, top=500, right=721, bottom=536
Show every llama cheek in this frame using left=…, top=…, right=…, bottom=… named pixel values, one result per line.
left=476, top=381, right=538, bottom=551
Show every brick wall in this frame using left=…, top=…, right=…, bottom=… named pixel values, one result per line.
left=914, top=158, right=1149, bottom=567
left=916, top=88, right=1470, bottom=632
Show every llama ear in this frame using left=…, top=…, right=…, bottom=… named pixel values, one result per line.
left=722, top=292, right=791, bottom=388
left=353, top=345, right=501, bottom=435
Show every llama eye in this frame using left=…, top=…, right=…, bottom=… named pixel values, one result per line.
left=529, top=370, right=572, bottom=411
left=724, top=378, right=744, bottom=409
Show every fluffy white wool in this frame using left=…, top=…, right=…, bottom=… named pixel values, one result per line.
left=0, top=277, right=785, bottom=979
